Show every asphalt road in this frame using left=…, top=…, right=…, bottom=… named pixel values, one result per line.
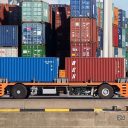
left=0, top=97, right=128, bottom=109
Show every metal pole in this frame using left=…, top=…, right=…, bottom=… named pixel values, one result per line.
left=103, top=0, right=109, bottom=57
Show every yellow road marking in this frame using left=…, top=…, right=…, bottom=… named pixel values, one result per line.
left=0, top=109, right=20, bottom=112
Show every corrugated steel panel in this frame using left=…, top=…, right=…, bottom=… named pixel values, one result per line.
left=0, top=4, right=5, bottom=24
left=113, top=25, right=118, bottom=47
left=65, top=58, right=125, bottom=82
left=118, top=48, right=123, bottom=58
left=22, top=44, right=46, bottom=57
left=0, top=57, right=59, bottom=82
left=118, top=27, right=122, bottom=48
left=118, top=9, right=126, bottom=28
left=122, top=28, right=126, bottom=47
left=70, top=18, right=97, bottom=43
left=22, top=1, right=49, bottom=22
left=0, top=47, right=18, bottom=57
left=70, top=0, right=97, bottom=18
left=0, top=25, right=18, bottom=46
left=98, top=27, right=103, bottom=49
left=22, top=23, right=45, bottom=44
left=70, top=43, right=97, bottom=57
left=125, top=28, right=128, bottom=42
left=113, top=7, right=119, bottom=26
left=96, top=7, right=101, bottom=27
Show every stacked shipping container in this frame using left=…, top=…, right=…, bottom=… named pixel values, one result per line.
left=21, top=1, right=49, bottom=57
left=70, top=0, right=97, bottom=57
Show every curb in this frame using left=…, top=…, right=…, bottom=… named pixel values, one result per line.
left=0, top=108, right=127, bottom=113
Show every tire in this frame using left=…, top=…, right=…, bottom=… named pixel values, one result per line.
left=11, top=84, right=28, bottom=99
left=98, top=84, right=114, bottom=99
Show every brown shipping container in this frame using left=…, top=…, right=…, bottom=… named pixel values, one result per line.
left=65, top=58, right=125, bottom=82
left=0, top=4, right=5, bottom=24
left=70, top=43, right=97, bottom=57
left=97, top=8, right=101, bottom=27
left=113, top=25, right=118, bottom=47
left=70, top=18, right=97, bottom=43
left=113, top=7, right=119, bottom=26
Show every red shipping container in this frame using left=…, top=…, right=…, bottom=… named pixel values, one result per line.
left=70, top=18, right=97, bottom=43
left=70, top=43, right=97, bottom=57
left=65, top=58, right=125, bottom=82
left=113, top=25, right=119, bottom=47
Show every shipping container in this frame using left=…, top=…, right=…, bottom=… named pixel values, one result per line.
left=0, top=57, right=59, bottom=82
left=96, top=7, right=101, bottom=27
left=126, top=28, right=128, bottom=42
left=96, top=48, right=103, bottom=57
left=0, top=25, right=18, bottom=46
left=70, top=43, right=97, bottom=57
left=122, top=47, right=126, bottom=57
left=5, top=5, right=21, bottom=25
left=98, top=27, right=103, bottom=49
left=70, top=18, right=97, bottom=43
left=113, top=7, right=119, bottom=26
left=22, top=23, right=45, bottom=44
left=114, top=47, right=118, bottom=57
left=125, top=18, right=128, bottom=28
left=0, top=4, right=5, bottom=24
left=65, top=58, right=125, bottom=82
left=22, top=1, right=49, bottom=22
left=0, top=47, right=18, bottom=57
left=22, top=44, right=45, bottom=57
left=118, top=9, right=126, bottom=28
left=70, top=0, right=97, bottom=18
left=118, top=27, right=122, bottom=48
left=113, top=25, right=118, bottom=47
left=122, top=28, right=126, bottom=47
left=118, top=48, right=123, bottom=57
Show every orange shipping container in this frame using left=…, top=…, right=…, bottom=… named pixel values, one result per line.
left=97, top=8, right=101, bottom=27
left=113, top=7, right=119, bottom=26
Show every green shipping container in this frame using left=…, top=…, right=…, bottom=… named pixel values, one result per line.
left=126, top=28, right=128, bottom=42
left=22, top=45, right=46, bottom=57
left=22, top=1, right=49, bottom=22
left=122, top=28, right=126, bottom=47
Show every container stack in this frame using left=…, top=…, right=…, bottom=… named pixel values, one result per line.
left=96, top=0, right=104, bottom=57
left=50, top=4, right=70, bottom=68
left=0, top=26, right=18, bottom=57
left=21, top=1, right=49, bottom=57
left=70, top=0, right=97, bottom=57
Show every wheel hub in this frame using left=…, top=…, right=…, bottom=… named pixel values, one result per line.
left=17, top=90, right=21, bottom=94
left=102, top=88, right=109, bottom=96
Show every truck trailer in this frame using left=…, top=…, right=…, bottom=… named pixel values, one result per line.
left=0, top=57, right=128, bottom=99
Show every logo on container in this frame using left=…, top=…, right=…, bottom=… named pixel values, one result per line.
left=71, top=60, right=76, bottom=79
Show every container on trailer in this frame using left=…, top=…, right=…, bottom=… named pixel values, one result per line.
left=22, top=1, right=49, bottom=22
left=70, top=43, right=97, bottom=57
left=70, top=18, right=97, bottom=43
left=0, top=25, right=18, bottom=47
left=113, top=7, right=119, bottom=26
left=0, top=57, right=59, bottom=82
left=65, top=58, right=125, bottom=82
left=22, top=44, right=45, bottom=57
left=22, top=23, right=45, bottom=44
left=113, top=25, right=118, bottom=47
left=118, top=9, right=126, bottom=28
left=0, top=47, right=18, bottom=57
left=118, top=27, right=122, bottom=48
left=70, top=0, right=97, bottom=18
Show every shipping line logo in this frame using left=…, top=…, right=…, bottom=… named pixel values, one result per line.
left=71, top=60, right=76, bottom=79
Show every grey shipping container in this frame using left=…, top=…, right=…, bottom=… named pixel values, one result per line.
left=0, top=26, right=18, bottom=47
left=22, top=23, right=46, bottom=44
left=0, top=57, right=59, bottom=82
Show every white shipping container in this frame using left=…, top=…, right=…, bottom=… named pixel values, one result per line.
left=0, top=47, right=18, bottom=57
left=118, top=48, right=123, bottom=58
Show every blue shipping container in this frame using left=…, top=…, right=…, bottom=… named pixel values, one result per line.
left=98, top=28, right=103, bottom=49
left=0, top=26, right=18, bottom=47
left=114, top=47, right=118, bottom=56
left=70, top=0, right=96, bottom=18
left=0, top=57, right=59, bottom=82
left=118, top=9, right=126, bottom=28
left=118, top=27, right=122, bottom=48
left=22, top=23, right=46, bottom=44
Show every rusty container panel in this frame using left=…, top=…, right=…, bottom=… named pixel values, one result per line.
left=113, top=25, right=119, bottom=47
left=70, top=18, right=97, bottom=43
left=113, top=7, right=119, bottom=26
left=70, top=43, right=97, bottom=57
left=0, top=4, right=5, bottom=24
left=65, top=58, right=125, bottom=82
left=97, top=8, right=101, bottom=27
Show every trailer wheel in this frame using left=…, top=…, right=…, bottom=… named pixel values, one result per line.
left=98, top=84, right=114, bottom=99
left=11, top=84, right=28, bottom=99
